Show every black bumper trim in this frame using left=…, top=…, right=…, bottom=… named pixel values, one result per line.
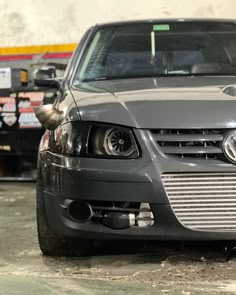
left=44, top=192, right=236, bottom=241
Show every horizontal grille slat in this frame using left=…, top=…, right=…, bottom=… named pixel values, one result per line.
left=176, top=211, right=236, bottom=215
left=163, top=173, right=236, bottom=177
left=162, top=173, right=236, bottom=232
left=191, top=225, right=236, bottom=229
left=181, top=220, right=236, bottom=224
left=168, top=195, right=236, bottom=199
left=163, top=176, right=234, bottom=183
left=172, top=203, right=236, bottom=207
left=164, top=181, right=236, bottom=185
left=165, top=189, right=236, bottom=194
left=162, top=147, right=222, bottom=155
left=166, top=185, right=236, bottom=190
left=154, top=134, right=223, bottom=142
left=171, top=199, right=236, bottom=203
left=175, top=207, right=236, bottom=212
left=180, top=216, right=236, bottom=220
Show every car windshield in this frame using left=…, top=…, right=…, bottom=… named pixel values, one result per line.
left=74, top=21, right=236, bottom=83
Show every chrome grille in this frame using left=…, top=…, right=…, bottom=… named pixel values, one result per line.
left=162, top=173, right=236, bottom=231
left=152, top=129, right=225, bottom=160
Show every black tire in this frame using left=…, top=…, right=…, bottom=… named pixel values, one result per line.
left=36, top=165, right=92, bottom=256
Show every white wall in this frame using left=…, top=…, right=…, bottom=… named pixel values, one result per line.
left=1, top=0, right=236, bottom=46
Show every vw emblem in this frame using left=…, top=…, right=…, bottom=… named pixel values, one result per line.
left=223, top=131, right=236, bottom=164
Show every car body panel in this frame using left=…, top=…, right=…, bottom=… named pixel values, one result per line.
left=71, top=77, right=236, bottom=129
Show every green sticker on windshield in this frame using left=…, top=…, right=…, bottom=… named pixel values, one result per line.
left=153, top=24, right=170, bottom=31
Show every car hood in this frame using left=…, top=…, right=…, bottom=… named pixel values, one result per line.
left=71, top=77, right=236, bottom=129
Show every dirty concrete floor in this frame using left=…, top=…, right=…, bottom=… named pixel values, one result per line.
left=1, top=183, right=236, bottom=294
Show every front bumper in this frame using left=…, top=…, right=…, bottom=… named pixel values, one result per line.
left=41, top=129, right=236, bottom=240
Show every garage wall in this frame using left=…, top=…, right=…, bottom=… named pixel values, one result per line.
left=0, top=0, right=236, bottom=46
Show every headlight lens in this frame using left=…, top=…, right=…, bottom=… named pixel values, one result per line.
left=104, top=128, right=135, bottom=156
left=52, top=122, right=140, bottom=159
left=92, top=127, right=137, bottom=157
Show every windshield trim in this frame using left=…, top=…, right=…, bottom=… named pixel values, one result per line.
left=76, top=73, right=236, bottom=84
left=96, top=19, right=236, bottom=30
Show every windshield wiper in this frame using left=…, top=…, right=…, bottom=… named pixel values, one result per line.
left=80, top=73, right=193, bottom=83
left=78, top=73, right=236, bottom=84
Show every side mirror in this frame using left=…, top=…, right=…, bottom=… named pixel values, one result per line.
left=34, top=104, right=64, bottom=130
left=33, top=66, right=61, bottom=89
left=34, top=78, right=61, bottom=89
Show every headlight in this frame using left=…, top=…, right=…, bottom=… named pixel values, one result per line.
left=104, top=128, right=135, bottom=156
left=52, top=122, right=140, bottom=159
left=90, top=126, right=139, bottom=158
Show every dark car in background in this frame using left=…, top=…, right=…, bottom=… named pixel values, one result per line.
left=35, top=19, right=236, bottom=256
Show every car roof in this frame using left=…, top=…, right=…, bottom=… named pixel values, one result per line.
left=96, top=18, right=236, bottom=28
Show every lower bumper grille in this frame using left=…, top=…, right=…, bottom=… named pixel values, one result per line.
left=162, top=173, right=236, bottom=231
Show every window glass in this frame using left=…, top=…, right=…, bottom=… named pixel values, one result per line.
left=74, top=22, right=236, bottom=82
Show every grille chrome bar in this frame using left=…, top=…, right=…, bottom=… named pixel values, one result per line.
left=191, top=225, right=236, bottom=229
left=166, top=185, right=236, bottom=190
left=175, top=207, right=236, bottom=212
left=162, top=147, right=222, bottom=154
left=154, top=134, right=223, bottom=142
left=176, top=211, right=236, bottom=215
left=164, top=181, right=236, bottom=185
left=179, top=220, right=236, bottom=224
left=163, top=179, right=236, bottom=183
left=164, top=189, right=236, bottom=194
left=171, top=199, right=236, bottom=203
left=163, top=173, right=236, bottom=176
left=167, top=195, right=236, bottom=199
left=162, top=173, right=236, bottom=232
left=173, top=203, right=236, bottom=207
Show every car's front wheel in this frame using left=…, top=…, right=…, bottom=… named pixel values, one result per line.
left=36, top=165, right=91, bottom=256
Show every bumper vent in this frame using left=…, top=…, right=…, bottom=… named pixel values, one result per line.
left=152, top=129, right=225, bottom=160
left=162, top=173, right=236, bottom=231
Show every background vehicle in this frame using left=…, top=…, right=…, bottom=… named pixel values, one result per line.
left=35, top=19, right=236, bottom=256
